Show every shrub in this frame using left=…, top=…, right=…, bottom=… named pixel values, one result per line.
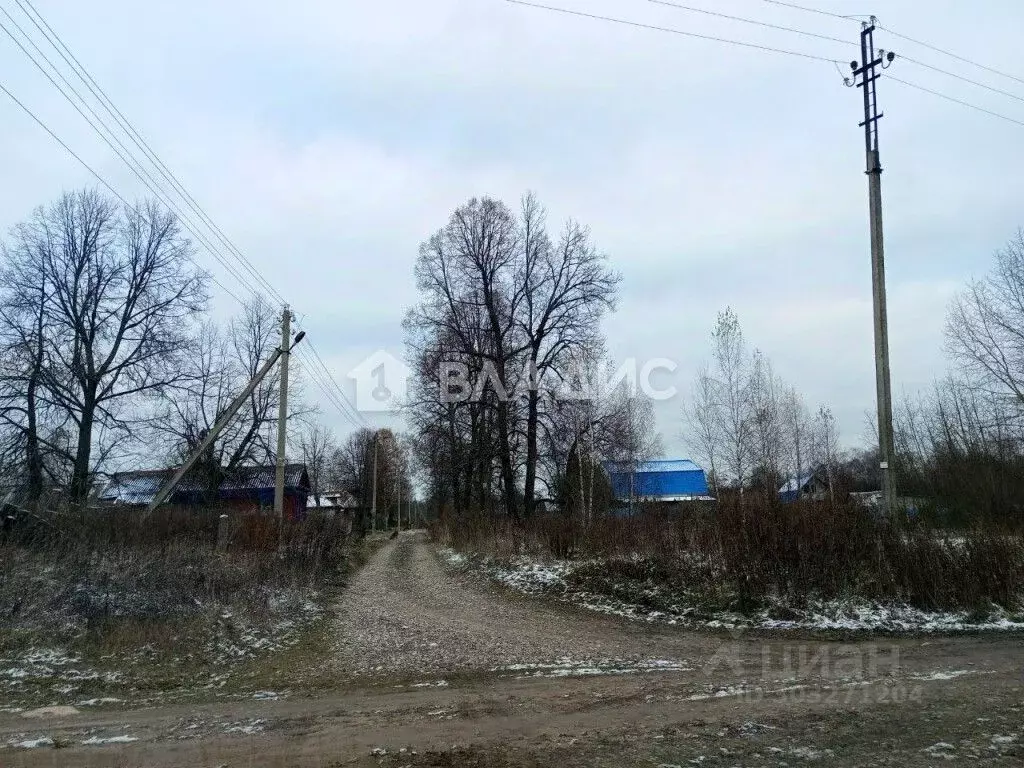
left=434, top=498, right=1024, bottom=613
left=0, top=507, right=355, bottom=647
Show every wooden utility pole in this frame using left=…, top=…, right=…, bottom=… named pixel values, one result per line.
left=274, top=305, right=292, bottom=521
left=370, top=431, right=378, bottom=532
left=851, top=18, right=897, bottom=515
left=146, top=330, right=304, bottom=516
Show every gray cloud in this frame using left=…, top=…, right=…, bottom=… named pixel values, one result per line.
left=0, top=0, right=1021, bottom=458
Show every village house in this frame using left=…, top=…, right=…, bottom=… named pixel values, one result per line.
left=99, top=463, right=311, bottom=521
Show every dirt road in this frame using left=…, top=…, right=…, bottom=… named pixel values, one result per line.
left=2, top=532, right=1021, bottom=766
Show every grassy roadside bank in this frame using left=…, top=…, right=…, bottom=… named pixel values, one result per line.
left=435, top=500, right=1024, bottom=633
left=0, top=516, right=386, bottom=709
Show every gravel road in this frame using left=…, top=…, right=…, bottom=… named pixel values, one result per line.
left=4, top=531, right=1022, bottom=767
left=333, top=530, right=720, bottom=678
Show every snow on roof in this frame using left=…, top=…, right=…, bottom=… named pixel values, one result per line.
left=604, top=459, right=704, bottom=474
left=100, top=464, right=309, bottom=504
left=779, top=470, right=826, bottom=494
left=307, top=490, right=358, bottom=509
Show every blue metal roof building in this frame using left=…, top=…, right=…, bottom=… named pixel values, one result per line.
left=603, top=459, right=711, bottom=503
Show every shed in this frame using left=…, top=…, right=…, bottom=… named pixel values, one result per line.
left=603, top=459, right=711, bottom=503
left=100, top=463, right=311, bottom=521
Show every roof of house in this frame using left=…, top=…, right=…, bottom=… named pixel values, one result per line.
left=100, top=464, right=309, bottom=505
left=779, top=469, right=827, bottom=495
left=307, top=489, right=358, bottom=510
left=603, top=459, right=704, bottom=475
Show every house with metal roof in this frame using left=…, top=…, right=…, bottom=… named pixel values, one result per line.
left=779, top=468, right=829, bottom=503
left=99, top=463, right=311, bottom=520
left=603, top=459, right=712, bottom=505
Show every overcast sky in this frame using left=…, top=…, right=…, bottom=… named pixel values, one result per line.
left=1, top=0, right=1023, bottom=459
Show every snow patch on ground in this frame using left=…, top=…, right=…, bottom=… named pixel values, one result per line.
left=224, top=718, right=266, bottom=735
left=75, top=697, right=123, bottom=707
left=81, top=734, right=139, bottom=745
left=492, top=656, right=691, bottom=678
left=208, top=594, right=322, bottom=663
left=910, top=669, right=976, bottom=681
left=443, top=549, right=1024, bottom=633
left=6, top=736, right=54, bottom=749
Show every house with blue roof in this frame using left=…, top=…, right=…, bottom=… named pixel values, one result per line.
left=99, top=463, right=311, bottom=520
left=603, top=459, right=711, bottom=507
left=778, top=468, right=830, bottom=503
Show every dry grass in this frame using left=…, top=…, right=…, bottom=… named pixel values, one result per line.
left=0, top=507, right=359, bottom=701
left=433, top=498, right=1024, bottom=613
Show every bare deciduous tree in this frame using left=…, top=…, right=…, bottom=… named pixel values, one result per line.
left=298, top=422, right=335, bottom=507
left=781, top=385, right=813, bottom=494
left=749, top=350, right=785, bottom=493
left=685, top=308, right=835, bottom=500
left=151, top=297, right=285, bottom=476
left=948, top=231, right=1024, bottom=415
left=814, top=406, right=839, bottom=502
left=713, top=307, right=753, bottom=489
left=405, top=193, right=620, bottom=521
left=517, top=194, right=619, bottom=517
left=1, top=190, right=207, bottom=503
left=684, top=363, right=720, bottom=496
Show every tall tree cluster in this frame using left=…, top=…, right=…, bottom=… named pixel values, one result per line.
left=0, top=189, right=315, bottom=507
left=404, top=194, right=634, bottom=519
left=684, top=307, right=838, bottom=497
left=893, top=230, right=1024, bottom=524
left=328, top=427, right=412, bottom=534
left=0, top=190, right=206, bottom=503
left=147, top=296, right=294, bottom=492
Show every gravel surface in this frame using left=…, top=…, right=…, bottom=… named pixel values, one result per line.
left=332, top=531, right=715, bottom=677
left=6, top=531, right=1022, bottom=767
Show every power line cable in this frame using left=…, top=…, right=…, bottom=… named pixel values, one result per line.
left=756, top=3, right=1024, bottom=96
left=292, top=341, right=365, bottom=427
left=878, top=23, right=1024, bottom=89
left=649, top=0, right=853, bottom=47
left=295, top=346, right=367, bottom=429
left=886, top=74, right=1024, bottom=129
left=759, top=0, right=866, bottom=23
left=302, top=339, right=368, bottom=427
left=300, top=364, right=362, bottom=429
left=506, top=0, right=845, bottom=63
left=9, top=0, right=286, bottom=305
left=284, top=343, right=357, bottom=426
left=0, top=76, right=248, bottom=305
left=897, top=54, right=1024, bottom=105
left=304, top=364, right=365, bottom=431
left=2, top=1, right=372, bottom=437
left=0, top=13, right=264, bottom=301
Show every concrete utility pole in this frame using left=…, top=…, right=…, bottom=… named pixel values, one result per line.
left=851, top=18, right=897, bottom=516
left=274, top=305, right=292, bottom=521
